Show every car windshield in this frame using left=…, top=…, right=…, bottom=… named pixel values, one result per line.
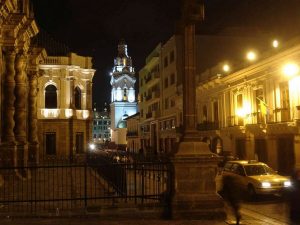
left=244, top=164, right=276, bottom=176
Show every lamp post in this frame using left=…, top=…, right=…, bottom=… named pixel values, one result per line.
left=170, top=0, right=225, bottom=219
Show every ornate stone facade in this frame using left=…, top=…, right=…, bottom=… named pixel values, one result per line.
left=0, top=0, right=38, bottom=167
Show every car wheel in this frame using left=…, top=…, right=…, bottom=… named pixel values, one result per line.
left=248, top=184, right=256, bottom=199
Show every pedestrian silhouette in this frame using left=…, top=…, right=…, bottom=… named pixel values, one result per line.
left=222, top=175, right=242, bottom=224
left=289, top=167, right=300, bottom=223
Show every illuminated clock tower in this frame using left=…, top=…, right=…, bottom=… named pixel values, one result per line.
left=110, top=39, right=137, bottom=145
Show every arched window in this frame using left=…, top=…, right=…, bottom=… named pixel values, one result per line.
left=75, top=87, right=81, bottom=109
left=45, top=85, right=57, bottom=109
left=123, top=88, right=127, bottom=101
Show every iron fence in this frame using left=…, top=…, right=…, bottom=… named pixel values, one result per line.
left=0, top=156, right=172, bottom=215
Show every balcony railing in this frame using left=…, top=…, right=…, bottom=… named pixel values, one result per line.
left=43, top=56, right=69, bottom=65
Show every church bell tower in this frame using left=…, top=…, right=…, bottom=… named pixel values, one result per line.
left=110, top=40, right=137, bottom=145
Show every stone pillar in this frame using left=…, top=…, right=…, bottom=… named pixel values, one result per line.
left=69, top=77, right=75, bottom=159
left=171, top=143, right=225, bottom=219
left=170, top=0, right=225, bottom=219
left=267, top=135, right=278, bottom=171
left=14, top=53, right=28, bottom=165
left=1, top=48, right=17, bottom=165
left=28, top=71, right=39, bottom=164
left=245, top=132, right=255, bottom=160
left=14, top=52, right=28, bottom=167
left=294, top=134, right=300, bottom=167
left=2, top=48, right=16, bottom=143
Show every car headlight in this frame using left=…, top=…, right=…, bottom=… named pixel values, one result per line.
left=284, top=181, right=291, bottom=187
left=262, top=182, right=271, bottom=188
left=89, top=143, right=96, bottom=151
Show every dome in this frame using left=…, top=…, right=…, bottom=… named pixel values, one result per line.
left=117, top=120, right=127, bottom=128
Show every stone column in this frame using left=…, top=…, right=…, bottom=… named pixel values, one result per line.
left=267, top=135, right=278, bottom=171
left=2, top=48, right=16, bottom=143
left=171, top=143, right=225, bottom=219
left=14, top=52, right=27, bottom=141
left=14, top=52, right=28, bottom=167
left=28, top=71, right=39, bottom=164
left=170, top=0, right=225, bottom=219
left=294, top=135, right=300, bottom=167
left=245, top=132, right=255, bottom=160
left=1, top=48, right=17, bottom=166
left=69, top=77, right=75, bottom=159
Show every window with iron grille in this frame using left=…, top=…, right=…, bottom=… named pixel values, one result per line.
left=45, top=132, right=56, bottom=155
left=76, top=132, right=84, bottom=154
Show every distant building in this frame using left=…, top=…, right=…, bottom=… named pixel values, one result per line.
left=110, top=40, right=137, bottom=145
left=92, top=103, right=111, bottom=144
left=37, top=53, right=95, bottom=160
left=125, top=113, right=140, bottom=153
left=138, top=33, right=269, bottom=155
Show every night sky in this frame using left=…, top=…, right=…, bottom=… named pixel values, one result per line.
left=31, top=0, right=300, bottom=109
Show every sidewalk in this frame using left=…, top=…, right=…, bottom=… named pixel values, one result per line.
left=0, top=214, right=290, bottom=225
left=0, top=203, right=291, bottom=225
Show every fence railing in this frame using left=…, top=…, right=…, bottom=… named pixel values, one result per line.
left=0, top=155, right=172, bottom=215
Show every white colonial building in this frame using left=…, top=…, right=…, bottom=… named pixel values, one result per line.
left=37, top=53, right=95, bottom=159
left=110, top=40, right=137, bottom=145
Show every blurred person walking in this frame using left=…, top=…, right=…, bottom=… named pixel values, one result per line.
left=289, top=166, right=300, bottom=223
left=222, top=175, right=242, bottom=225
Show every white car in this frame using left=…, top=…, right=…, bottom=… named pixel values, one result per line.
left=222, top=160, right=291, bottom=197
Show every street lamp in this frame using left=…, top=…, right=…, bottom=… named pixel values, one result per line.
left=223, top=64, right=230, bottom=72
left=272, top=40, right=279, bottom=48
left=246, top=51, right=257, bottom=61
left=283, top=63, right=299, bottom=77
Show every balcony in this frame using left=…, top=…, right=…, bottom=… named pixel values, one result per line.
left=152, top=110, right=160, bottom=118
left=39, top=109, right=60, bottom=119
left=273, top=108, right=291, bottom=122
left=76, top=110, right=90, bottom=119
left=145, top=72, right=160, bottom=87
left=127, top=131, right=138, bottom=137
left=147, top=91, right=160, bottom=104
left=146, top=112, right=152, bottom=119
left=197, top=122, right=220, bottom=131
left=145, top=95, right=152, bottom=101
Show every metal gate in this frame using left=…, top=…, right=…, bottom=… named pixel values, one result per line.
left=0, top=157, right=172, bottom=216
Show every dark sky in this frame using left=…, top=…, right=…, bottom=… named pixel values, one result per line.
left=31, top=0, right=300, bottom=109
